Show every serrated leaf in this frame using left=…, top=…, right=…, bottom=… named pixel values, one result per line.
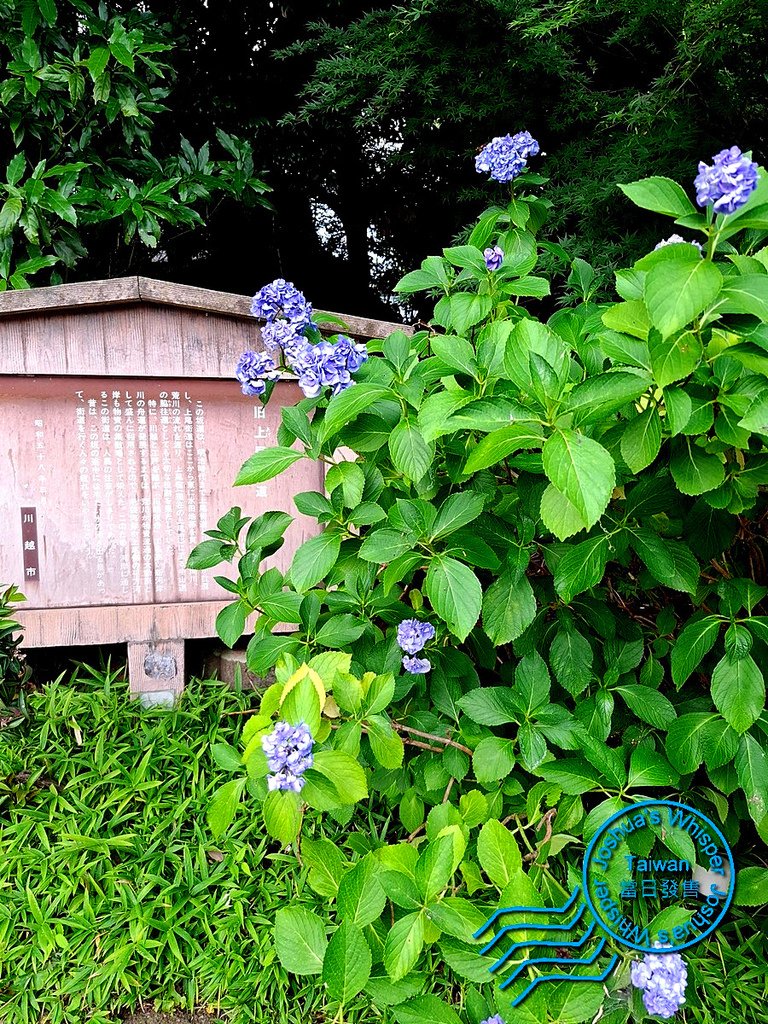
left=620, top=407, right=662, bottom=472
left=481, top=570, right=536, bottom=645
left=549, top=627, right=593, bottom=696
left=425, top=555, right=482, bottom=642
left=542, top=430, right=615, bottom=531
left=670, top=438, right=724, bottom=495
left=619, top=177, right=698, bottom=217
left=263, top=789, right=302, bottom=845
left=392, top=995, right=463, bottom=1024
left=389, top=419, right=434, bottom=482
left=290, top=531, right=341, bottom=591
left=615, top=685, right=677, bottom=729
left=383, top=912, right=425, bottom=981
left=711, top=653, right=765, bottom=734
left=476, top=819, right=521, bottom=887
left=553, top=535, right=610, bottom=603
left=274, top=907, right=327, bottom=975
left=337, top=858, right=387, bottom=926
left=736, top=733, right=768, bottom=825
left=206, top=778, right=244, bottom=838
left=323, top=920, right=371, bottom=1003
left=645, top=258, right=722, bottom=338
left=235, top=446, right=304, bottom=485
left=671, top=615, right=721, bottom=686
left=464, top=423, right=543, bottom=474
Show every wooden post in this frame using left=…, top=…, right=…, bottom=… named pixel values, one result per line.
left=127, top=639, right=185, bottom=706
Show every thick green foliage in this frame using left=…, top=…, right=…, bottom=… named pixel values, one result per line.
left=194, top=161, right=768, bottom=1018
left=0, top=584, right=30, bottom=716
left=0, top=0, right=270, bottom=289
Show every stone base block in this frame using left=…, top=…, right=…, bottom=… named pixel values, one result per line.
left=203, top=647, right=276, bottom=690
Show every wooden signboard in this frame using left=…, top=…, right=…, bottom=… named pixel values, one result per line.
left=0, top=277, right=402, bottom=704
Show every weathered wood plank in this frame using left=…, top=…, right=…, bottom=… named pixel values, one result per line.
left=0, top=276, right=409, bottom=342
left=0, top=277, right=141, bottom=316
left=16, top=601, right=298, bottom=647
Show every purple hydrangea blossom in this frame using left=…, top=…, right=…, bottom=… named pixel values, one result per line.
left=630, top=946, right=687, bottom=1019
left=397, top=618, right=436, bottom=655
left=654, top=234, right=703, bottom=253
left=475, top=131, right=540, bottom=183
left=484, top=245, right=504, bottom=271
left=480, top=1016, right=505, bottom=1024
left=402, top=655, right=431, bottom=675
left=694, top=146, right=760, bottom=215
left=334, top=334, right=369, bottom=373
left=246, top=279, right=368, bottom=398
left=260, top=319, right=306, bottom=357
left=250, top=278, right=313, bottom=329
left=235, top=350, right=280, bottom=397
left=261, top=721, right=314, bottom=793
left=289, top=336, right=369, bottom=398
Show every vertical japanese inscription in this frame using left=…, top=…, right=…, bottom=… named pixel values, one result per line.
left=20, top=507, right=40, bottom=582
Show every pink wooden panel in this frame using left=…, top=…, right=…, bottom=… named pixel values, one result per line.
left=0, top=376, right=323, bottom=615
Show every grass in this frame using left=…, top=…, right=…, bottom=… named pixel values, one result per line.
left=0, top=661, right=766, bottom=1024
left=0, top=662, right=380, bottom=1024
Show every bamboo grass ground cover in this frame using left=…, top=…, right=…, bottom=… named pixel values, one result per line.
left=0, top=664, right=382, bottom=1024
left=0, top=664, right=765, bottom=1024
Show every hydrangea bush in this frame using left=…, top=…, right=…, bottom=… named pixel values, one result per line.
left=191, top=140, right=768, bottom=1023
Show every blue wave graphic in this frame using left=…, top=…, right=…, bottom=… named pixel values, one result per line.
left=474, top=886, right=619, bottom=1005
left=510, top=953, right=619, bottom=1007
left=500, top=935, right=605, bottom=991
left=494, top=920, right=597, bottom=976
left=473, top=885, right=582, bottom=939
left=479, top=901, right=586, bottom=957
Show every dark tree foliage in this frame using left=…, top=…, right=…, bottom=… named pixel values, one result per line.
left=5, top=0, right=768, bottom=318
left=272, top=0, right=768, bottom=312
left=0, top=0, right=269, bottom=289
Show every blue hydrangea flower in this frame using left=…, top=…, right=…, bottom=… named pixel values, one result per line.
left=334, top=334, right=369, bottom=373
left=630, top=946, right=687, bottom=1019
left=480, top=1016, right=505, bottom=1024
left=654, top=234, right=703, bottom=253
left=235, top=350, right=280, bottom=397
left=694, top=146, right=760, bottom=215
left=261, top=319, right=306, bottom=356
left=475, top=131, right=540, bottom=183
left=402, top=655, right=431, bottom=675
left=261, top=721, right=314, bottom=792
left=484, top=245, right=504, bottom=271
left=289, top=336, right=368, bottom=398
left=397, top=618, right=436, bottom=655
left=250, top=278, right=313, bottom=329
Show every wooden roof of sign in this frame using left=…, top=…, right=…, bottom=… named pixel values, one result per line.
left=0, top=276, right=408, bottom=379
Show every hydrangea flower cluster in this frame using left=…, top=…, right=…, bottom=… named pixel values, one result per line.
left=480, top=1015, right=504, bottom=1024
left=290, top=336, right=368, bottom=398
left=397, top=618, right=435, bottom=674
left=261, top=721, right=314, bottom=792
left=250, top=278, right=313, bottom=328
left=243, top=278, right=368, bottom=399
left=694, top=146, right=759, bottom=215
left=235, top=350, right=280, bottom=397
left=630, top=946, right=688, bottom=1019
left=654, top=234, right=703, bottom=253
left=475, top=131, right=540, bottom=183
left=484, top=245, right=504, bottom=270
